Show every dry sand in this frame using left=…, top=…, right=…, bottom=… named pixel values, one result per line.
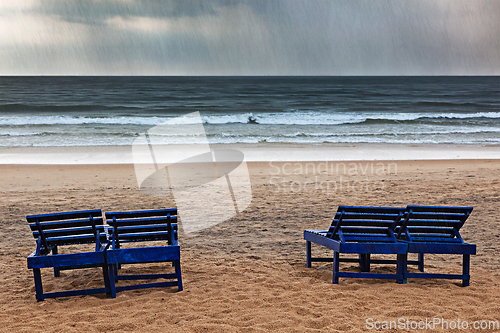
left=1, top=159, right=499, bottom=332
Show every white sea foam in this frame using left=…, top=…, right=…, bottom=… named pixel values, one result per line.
left=0, top=111, right=499, bottom=126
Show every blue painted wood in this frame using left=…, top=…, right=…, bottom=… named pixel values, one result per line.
left=336, top=272, right=401, bottom=279
left=331, top=220, right=395, bottom=227
left=116, top=231, right=173, bottom=242
left=29, top=217, right=104, bottom=230
left=410, top=236, right=462, bottom=243
left=33, top=225, right=106, bottom=238
left=27, top=250, right=106, bottom=269
left=106, top=246, right=180, bottom=265
left=174, top=259, right=183, bottom=291
left=115, top=281, right=179, bottom=292
left=359, top=254, right=370, bottom=272
left=52, top=246, right=60, bottom=277
left=311, top=257, right=420, bottom=265
left=40, top=287, right=109, bottom=299
left=332, top=251, right=339, bottom=284
left=108, top=265, right=116, bottom=298
left=109, top=216, right=178, bottom=227
left=406, top=240, right=476, bottom=254
left=104, top=208, right=177, bottom=219
left=117, top=273, right=178, bottom=280
left=463, top=254, right=470, bottom=287
left=105, top=209, right=182, bottom=297
left=305, top=206, right=407, bottom=284
left=418, top=253, right=424, bottom=272
left=306, top=241, right=312, bottom=268
left=113, top=223, right=176, bottom=234
left=397, top=254, right=407, bottom=284
left=405, top=272, right=469, bottom=279
left=398, top=205, right=476, bottom=286
left=342, top=236, right=394, bottom=242
left=27, top=209, right=103, bottom=222
left=26, top=209, right=111, bottom=301
left=33, top=268, right=44, bottom=301
left=406, top=205, right=472, bottom=214
left=340, top=242, right=407, bottom=254
left=342, top=227, right=390, bottom=234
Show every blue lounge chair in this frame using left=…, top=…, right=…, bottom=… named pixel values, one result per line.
left=105, top=209, right=182, bottom=297
left=304, top=206, right=408, bottom=284
left=26, top=210, right=111, bottom=301
left=397, top=205, right=476, bottom=286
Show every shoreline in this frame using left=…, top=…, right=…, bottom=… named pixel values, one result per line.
left=1, top=143, right=499, bottom=164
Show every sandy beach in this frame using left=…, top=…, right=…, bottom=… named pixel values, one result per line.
left=1, top=156, right=499, bottom=332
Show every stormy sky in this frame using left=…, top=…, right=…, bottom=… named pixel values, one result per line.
left=1, top=0, right=499, bottom=75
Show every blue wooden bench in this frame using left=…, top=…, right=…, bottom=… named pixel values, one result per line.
left=105, top=209, right=183, bottom=297
left=397, top=205, right=476, bottom=286
left=26, top=210, right=111, bottom=301
left=304, top=206, right=408, bottom=284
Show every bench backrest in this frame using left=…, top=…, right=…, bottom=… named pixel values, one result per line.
left=27, top=210, right=106, bottom=254
left=397, top=205, right=472, bottom=243
left=105, top=208, right=178, bottom=246
left=326, top=206, right=405, bottom=243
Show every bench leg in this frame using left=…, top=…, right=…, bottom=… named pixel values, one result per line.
left=33, top=268, right=44, bottom=301
left=359, top=254, right=370, bottom=272
left=113, top=264, right=119, bottom=282
left=306, top=241, right=312, bottom=268
left=462, top=254, right=470, bottom=287
left=102, top=264, right=112, bottom=298
left=108, top=264, right=116, bottom=298
left=175, top=260, right=183, bottom=292
left=52, top=246, right=60, bottom=277
left=397, top=254, right=407, bottom=284
left=332, top=251, right=339, bottom=284
left=418, top=253, right=424, bottom=272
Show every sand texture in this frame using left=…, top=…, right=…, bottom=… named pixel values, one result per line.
left=1, top=160, right=499, bottom=332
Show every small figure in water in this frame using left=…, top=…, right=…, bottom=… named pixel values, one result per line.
left=248, top=116, right=259, bottom=124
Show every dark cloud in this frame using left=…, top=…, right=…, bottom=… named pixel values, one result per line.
left=2, top=0, right=499, bottom=75
left=33, top=0, right=282, bottom=24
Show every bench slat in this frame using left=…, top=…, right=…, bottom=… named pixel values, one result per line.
left=338, top=206, right=405, bottom=214
left=406, top=227, right=454, bottom=234
left=46, top=234, right=107, bottom=246
left=118, top=231, right=171, bottom=242
left=407, top=205, right=473, bottom=214
left=105, top=209, right=177, bottom=219
left=342, top=236, right=394, bottom=243
left=115, top=224, right=177, bottom=235
left=109, top=216, right=177, bottom=227
left=29, top=218, right=104, bottom=231
left=339, top=213, right=402, bottom=220
left=33, top=225, right=106, bottom=238
left=341, top=227, right=390, bottom=234
left=407, top=213, right=466, bottom=221
left=405, top=220, right=461, bottom=227
left=27, top=210, right=102, bottom=223
left=330, top=221, right=394, bottom=228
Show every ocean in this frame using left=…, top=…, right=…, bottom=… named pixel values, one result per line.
left=0, top=76, right=498, bottom=147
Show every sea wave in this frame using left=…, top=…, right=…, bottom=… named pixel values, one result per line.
left=1, top=111, right=499, bottom=127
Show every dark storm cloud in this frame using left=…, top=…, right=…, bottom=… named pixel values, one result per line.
left=34, top=0, right=277, bottom=23
left=1, top=0, right=499, bottom=75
